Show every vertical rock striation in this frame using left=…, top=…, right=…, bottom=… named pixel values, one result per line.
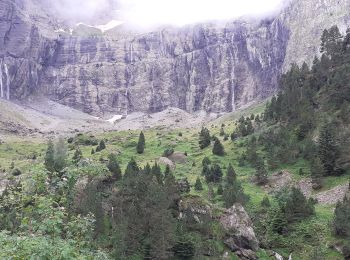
left=0, top=0, right=349, bottom=115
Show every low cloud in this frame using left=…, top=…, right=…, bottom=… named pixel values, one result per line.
left=48, top=0, right=291, bottom=27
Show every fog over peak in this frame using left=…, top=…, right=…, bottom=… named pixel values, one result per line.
left=49, top=0, right=291, bottom=27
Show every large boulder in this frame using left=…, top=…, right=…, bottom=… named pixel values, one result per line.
left=178, top=195, right=212, bottom=223
left=168, top=151, right=188, bottom=164
left=220, top=203, right=259, bottom=260
left=158, top=157, right=176, bottom=170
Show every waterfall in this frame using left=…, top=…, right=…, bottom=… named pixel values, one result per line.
left=125, top=88, right=129, bottom=113
left=130, top=43, right=134, bottom=63
left=4, top=64, right=10, bottom=100
left=0, top=60, right=3, bottom=99
left=231, top=82, right=236, bottom=111
left=159, top=31, right=164, bottom=55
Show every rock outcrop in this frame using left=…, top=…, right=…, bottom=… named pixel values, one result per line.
left=0, top=0, right=349, bottom=115
left=220, top=203, right=259, bottom=259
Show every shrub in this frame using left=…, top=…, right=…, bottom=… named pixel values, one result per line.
left=163, top=148, right=174, bottom=157
left=11, top=168, right=22, bottom=176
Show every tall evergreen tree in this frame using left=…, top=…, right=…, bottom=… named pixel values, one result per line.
left=194, top=177, right=203, bottom=191
left=333, top=196, right=350, bottom=238
left=199, top=127, right=211, bottom=149
left=124, top=158, right=139, bottom=178
left=107, top=154, right=122, bottom=181
left=223, top=180, right=248, bottom=208
left=151, top=163, right=163, bottom=184
left=226, top=163, right=237, bottom=185
left=72, top=148, right=83, bottom=164
left=318, top=123, right=340, bottom=176
left=136, top=131, right=145, bottom=154
left=254, top=157, right=268, bottom=185
left=310, top=157, right=324, bottom=189
left=54, top=138, right=67, bottom=172
left=44, top=140, right=55, bottom=173
left=212, top=137, right=225, bottom=156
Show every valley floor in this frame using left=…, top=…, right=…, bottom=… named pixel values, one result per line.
left=0, top=99, right=348, bottom=259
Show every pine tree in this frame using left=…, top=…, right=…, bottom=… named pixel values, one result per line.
left=124, top=158, right=139, bottom=178
left=202, top=163, right=211, bottom=177
left=54, top=138, right=67, bottom=172
left=246, top=120, right=254, bottom=135
left=202, top=157, right=211, bottom=167
left=91, top=148, right=95, bottom=154
left=223, top=181, right=248, bottom=208
left=44, top=140, right=55, bottom=173
left=194, top=177, right=203, bottom=191
left=318, top=123, right=340, bottom=176
left=205, top=163, right=223, bottom=183
left=99, top=140, right=106, bottom=150
left=254, top=157, right=268, bottom=185
left=217, top=184, right=223, bottom=195
left=270, top=205, right=288, bottom=234
left=310, top=157, right=323, bottom=189
left=96, top=140, right=106, bottom=152
left=151, top=163, right=163, bottom=184
left=333, top=196, right=350, bottom=238
left=199, top=127, right=211, bottom=149
left=107, top=154, right=122, bottom=181
left=212, top=137, right=225, bottom=156
left=219, top=127, right=225, bottom=136
left=226, top=163, right=237, bottom=185
left=143, top=163, right=152, bottom=175
left=261, top=196, right=271, bottom=208
left=72, top=148, right=83, bottom=164
left=136, top=131, right=145, bottom=154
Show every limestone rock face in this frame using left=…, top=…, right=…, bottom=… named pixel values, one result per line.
left=0, top=0, right=349, bottom=115
left=38, top=19, right=289, bottom=115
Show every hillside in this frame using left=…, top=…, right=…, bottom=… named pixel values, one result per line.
left=0, top=1, right=350, bottom=259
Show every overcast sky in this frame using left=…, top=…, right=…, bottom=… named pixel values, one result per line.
left=53, top=0, right=289, bottom=27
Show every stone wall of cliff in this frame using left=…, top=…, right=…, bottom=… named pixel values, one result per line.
left=0, top=0, right=349, bottom=116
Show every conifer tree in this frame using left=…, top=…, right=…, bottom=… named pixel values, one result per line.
left=261, top=196, right=271, bottom=208
left=254, top=157, right=268, bottom=185
left=219, top=127, right=225, bottom=136
left=226, top=163, right=237, bottom=185
left=44, top=140, right=55, bottom=173
left=151, top=163, right=163, bottom=184
left=73, top=148, right=83, bottom=164
left=318, top=123, right=340, bottom=176
left=143, top=163, right=152, bottom=175
left=205, top=164, right=223, bottom=183
left=136, top=131, right=145, bottom=154
left=202, top=157, right=211, bottom=167
left=199, top=127, right=211, bottom=149
left=223, top=180, right=248, bottom=208
left=310, top=157, right=323, bottom=189
left=217, top=184, right=223, bottom=195
left=107, top=153, right=122, bottom=181
left=246, top=120, right=254, bottom=135
left=96, top=140, right=106, bottom=152
left=212, top=137, right=225, bottom=156
left=54, top=138, right=67, bottom=172
left=124, top=158, right=139, bottom=178
left=333, top=196, right=350, bottom=238
left=194, top=177, right=203, bottom=191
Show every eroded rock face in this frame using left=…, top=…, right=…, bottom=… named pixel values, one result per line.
left=0, top=0, right=349, bottom=115
left=220, top=203, right=259, bottom=259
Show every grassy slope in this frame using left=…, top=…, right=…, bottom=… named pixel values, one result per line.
left=0, top=103, right=347, bottom=259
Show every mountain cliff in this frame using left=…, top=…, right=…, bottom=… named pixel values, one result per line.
left=0, top=0, right=349, bottom=116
